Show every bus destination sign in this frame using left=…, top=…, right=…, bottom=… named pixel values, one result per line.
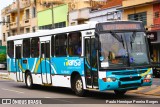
left=101, top=23, right=142, bottom=31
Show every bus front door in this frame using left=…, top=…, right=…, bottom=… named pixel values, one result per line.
left=40, top=41, right=52, bottom=84
left=15, top=45, right=23, bottom=82
left=84, top=37, right=98, bottom=89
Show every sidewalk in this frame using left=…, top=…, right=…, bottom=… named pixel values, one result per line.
left=0, top=71, right=9, bottom=79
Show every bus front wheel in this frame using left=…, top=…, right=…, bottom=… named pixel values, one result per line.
left=114, top=90, right=127, bottom=96
left=25, top=72, right=34, bottom=89
left=73, top=75, right=85, bottom=97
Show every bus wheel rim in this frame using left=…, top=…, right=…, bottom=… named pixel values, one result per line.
left=76, top=80, right=82, bottom=92
left=27, top=75, right=31, bottom=86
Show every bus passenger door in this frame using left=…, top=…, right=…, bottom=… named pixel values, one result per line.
left=84, top=37, right=98, bottom=89
left=40, top=41, right=52, bottom=84
left=15, top=45, right=23, bottom=82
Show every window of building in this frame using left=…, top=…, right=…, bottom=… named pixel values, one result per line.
left=26, top=28, right=30, bottom=33
left=23, top=38, right=30, bottom=58
left=154, top=11, right=160, bottom=18
left=3, top=33, right=6, bottom=42
left=6, top=15, right=10, bottom=27
left=26, top=9, right=30, bottom=19
left=55, top=34, right=67, bottom=56
left=7, top=32, right=10, bottom=37
left=32, top=27, right=36, bottom=32
left=32, top=7, right=36, bottom=18
left=31, top=37, right=39, bottom=57
left=68, top=32, right=81, bottom=56
left=55, top=22, right=66, bottom=28
left=128, top=12, right=147, bottom=25
left=39, top=22, right=66, bottom=30
left=7, top=41, right=14, bottom=58
left=2, top=17, right=5, bottom=25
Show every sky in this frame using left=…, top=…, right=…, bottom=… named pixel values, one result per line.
left=0, top=0, right=14, bottom=39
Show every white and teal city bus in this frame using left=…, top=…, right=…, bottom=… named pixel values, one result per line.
left=7, top=21, right=152, bottom=96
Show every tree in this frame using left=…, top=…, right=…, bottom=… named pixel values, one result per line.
left=0, top=54, right=6, bottom=63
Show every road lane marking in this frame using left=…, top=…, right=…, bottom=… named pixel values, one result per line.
left=1, top=88, right=24, bottom=94
left=144, top=86, right=160, bottom=95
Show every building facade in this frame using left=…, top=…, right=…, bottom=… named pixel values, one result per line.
left=150, top=1, right=160, bottom=62
left=89, top=0, right=122, bottom=22
left=37, top=4, right=68, bottom=29
left=121, top=0, right=160, bottom=63
left=69, top=0, right=122, bottom=26
left=1, top=0, right=37, bottom=46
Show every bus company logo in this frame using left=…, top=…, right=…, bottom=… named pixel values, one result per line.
left=65, top=59, right=81, bottom=67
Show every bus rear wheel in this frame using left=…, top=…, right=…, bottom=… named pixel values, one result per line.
left=25, top=72, right=34, bottom=89
left=114, top=90, right=127, bottom=96
left=73, top=75, right=85, bottom=97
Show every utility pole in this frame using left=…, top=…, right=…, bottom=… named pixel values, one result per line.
left=17, top=0, right=20, bottom=35
left=51, top=3, right=55, bottom=29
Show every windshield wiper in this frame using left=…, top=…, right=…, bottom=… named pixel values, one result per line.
left=130, top=32, right=136, bottom=49
left=110, top=31, right=125, bottom=48
left=130, top=32, right=136, bottom=42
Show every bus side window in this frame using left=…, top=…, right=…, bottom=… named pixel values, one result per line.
left=23, top=38, right=30, bottom=58
left=7, top=41, right=14, bottom=58
left=31, top=37, right=39, bottom=58
left=68, top=32, right=81, bottom=56
left=51, top=35, right=54, bottom=57
left=55, top=34, right=67, bottom=56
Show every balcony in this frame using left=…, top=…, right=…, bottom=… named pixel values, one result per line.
left=10, top=22, right=17, bottom=29
left=4, top=0, right=31, bottom=14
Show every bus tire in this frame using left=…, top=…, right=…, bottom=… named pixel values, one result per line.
left=25, top=72, right=34, bottom=89
left=73, top=75, right=85, bottom=97
left=114, top=90, right=127, bottom=96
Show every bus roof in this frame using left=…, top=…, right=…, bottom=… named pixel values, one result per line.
left=7, top=22, right=97, bottom=41
left=7, top=20, right=143, bottom=41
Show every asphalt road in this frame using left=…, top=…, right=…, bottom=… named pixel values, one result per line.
left=0, top=78, right=160, bottom=106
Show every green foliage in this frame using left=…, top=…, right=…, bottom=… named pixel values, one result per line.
left=0, top=54, right=6, bottom=63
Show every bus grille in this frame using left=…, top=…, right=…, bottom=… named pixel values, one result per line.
left=120, top=76, right=141, bottom=81
left=119, top=83, right=141, bottom=88
left=112, top=70, right=146, bottom=75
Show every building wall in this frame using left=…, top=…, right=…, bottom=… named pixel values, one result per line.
left=89, top=6, right=122, bottom=22
left=37, top=4, right=68, bottom=28
left=152, top=3, right=160, bottom=31
left=123, top=0, right=153, bottom=7
left=122, top=5, right=153, bottom=29
left=69, top=7, right=90, bottom=26
left=1, top=0, right=37, bottom=46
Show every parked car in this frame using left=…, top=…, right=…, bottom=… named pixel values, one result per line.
left=0, top=62, right=7, bottom=70
left=152, top=62, right=160, bottom=78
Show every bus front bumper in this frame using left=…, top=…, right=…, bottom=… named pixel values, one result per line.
left=98, top=78, right=152, bottom=91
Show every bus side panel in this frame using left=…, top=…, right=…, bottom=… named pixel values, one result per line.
left=50, top=57, right=84, bottom=87
left=8, top=58, right=17, bottom=81
left=51, top=57, right=84, bottom=75
left=28, top=58, right=43, bottom=84
left=21, top=58, right=28, bottom=72
left=27, top=58, right=41, bottom=74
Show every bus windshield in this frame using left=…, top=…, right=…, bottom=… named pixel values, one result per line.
left=99, top=32, right=149, bottom=68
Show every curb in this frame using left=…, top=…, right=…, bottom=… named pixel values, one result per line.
left=0, top=73, right=9, bottom=79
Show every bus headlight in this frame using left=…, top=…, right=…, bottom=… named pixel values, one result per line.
left=102, top=77, right=116, bottom=82
left=144, top=74, right=152, bottom=79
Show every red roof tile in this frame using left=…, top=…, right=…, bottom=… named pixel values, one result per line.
left=101, top=0, right=122, bottom=9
